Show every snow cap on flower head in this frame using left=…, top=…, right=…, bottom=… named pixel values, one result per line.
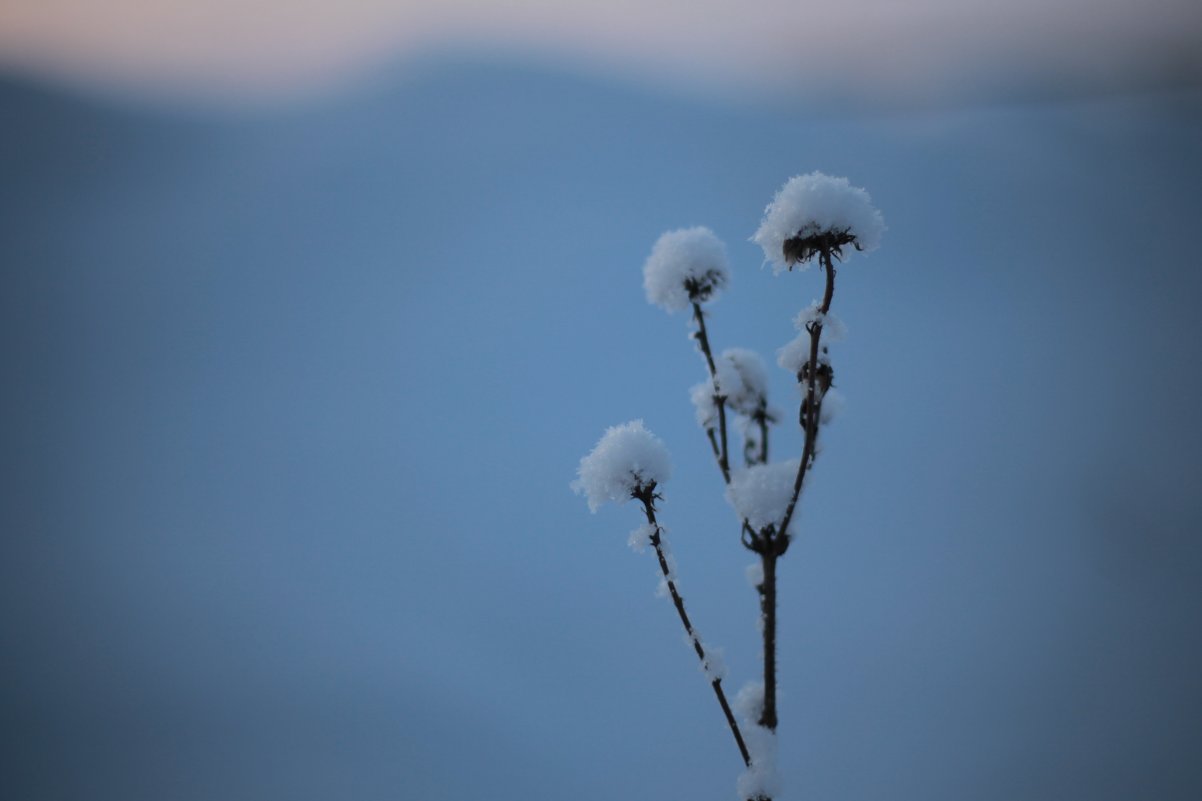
left=572, top=420, right=672, bottom=512
left=644, top=226, right=730, bottom=312
left=753, top=172, right=884, bottom=272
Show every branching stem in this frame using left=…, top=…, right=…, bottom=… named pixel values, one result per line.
left=689, top=301, right=766, bottom=552
left=756, top=240, right=837, bottom=734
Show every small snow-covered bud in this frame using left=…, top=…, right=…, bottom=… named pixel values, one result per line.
left=572, top=420, right=672, bottom=512
left=643, top=226, right=730, bottom=312
left=753, top=172, right=884, bottom=272
left=777, top=333, right=831, bottom=377
left=793, top=302, right=847, bottom=342
left=727, top=460, right=801, bottom=534
left=778, top=303, right=844, bottom=378
left=690, top=349, right=771, bottom=431
left=719, top=347, right=770, bottom=417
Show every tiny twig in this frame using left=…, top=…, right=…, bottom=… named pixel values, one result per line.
left=688, top=301, right=767, bottom=555
left=692, top=301, right=731, bottom=483
left=756, top=406, right=770, bottom=465
left=706, top=428, right=723, bottom=466
left=634, top=484, right=753, bottom=768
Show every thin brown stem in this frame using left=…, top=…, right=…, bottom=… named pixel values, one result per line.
left=758, top=550, right=778, bottom=730
left=758, top=239, right=837, bottom=737
left=706, top=429, right=723, bottom=466
left=757, top=408, right=770, bottom=465
left=635, top=485, right=752, bottom=768
left=692, top=301, right=731, bottom=483
left=689, top=302, right=764, bottom=553
left=775, top=244, right=836, bottom=542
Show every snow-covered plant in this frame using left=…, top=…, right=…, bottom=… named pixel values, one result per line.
left=752, top=171, right=884, bottom=271
left=574, top=173, right=883, bottom=801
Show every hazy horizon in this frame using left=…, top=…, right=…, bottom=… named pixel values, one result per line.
left=2, top=0, right=1200, bottom=107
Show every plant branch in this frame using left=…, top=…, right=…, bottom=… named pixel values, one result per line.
left=775, top=242, right=836, bottom=544
left=757, top=239, right=837, bottom=735
left=634, top=484, right=752, bottom=769
left=755, top=405, right=770, bottom=465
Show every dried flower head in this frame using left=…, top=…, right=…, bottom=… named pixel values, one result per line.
left=752, top=172, right=884, bottom=272
left=572, top=420, right=673, bottom=512
left=643, top=226, right=730, bottom=312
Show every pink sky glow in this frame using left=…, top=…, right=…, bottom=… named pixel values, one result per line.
left=0, top=0, right=1199, bottom=102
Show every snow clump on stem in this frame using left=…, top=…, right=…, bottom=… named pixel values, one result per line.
left=752, top=172, right=884, bottom=272
left=727, top=459, right=802, bottom=535
left=572, top=420, right=672, bottom=512
left=643, top=226, right=730, bottom=312
left=734, top=681, right=780, bottom=800
left=777, top=303, right=846, bottom=377
left=719, top=348, right=770, bottom=417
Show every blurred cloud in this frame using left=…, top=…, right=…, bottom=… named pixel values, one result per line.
left=0, top=0, right=1200, bottom=104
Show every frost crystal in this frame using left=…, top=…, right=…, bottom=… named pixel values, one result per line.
left=572, top=420, right=672, bottom=512
left=643, top=226, right=730, bottom=312
left=727, top=460, right=801, bottom=534
left=685, top=632, right=727, bottom=681
left=744, top=561, right=764, bottom=589
left=627, top=523, right=655, bottom=553
left=752, top=172, right=884, bottom=272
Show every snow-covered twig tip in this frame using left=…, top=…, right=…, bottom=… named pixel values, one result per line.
left=644, top=226, right=730, bottom=312
left=752, top=172, right=884, bottom=273
left=718, top=348, right=770, bottom=418
left=572, top=420, right=672, bottom=512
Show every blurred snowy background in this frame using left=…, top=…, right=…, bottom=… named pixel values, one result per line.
left=2, top=1, right=1201, bottom=800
